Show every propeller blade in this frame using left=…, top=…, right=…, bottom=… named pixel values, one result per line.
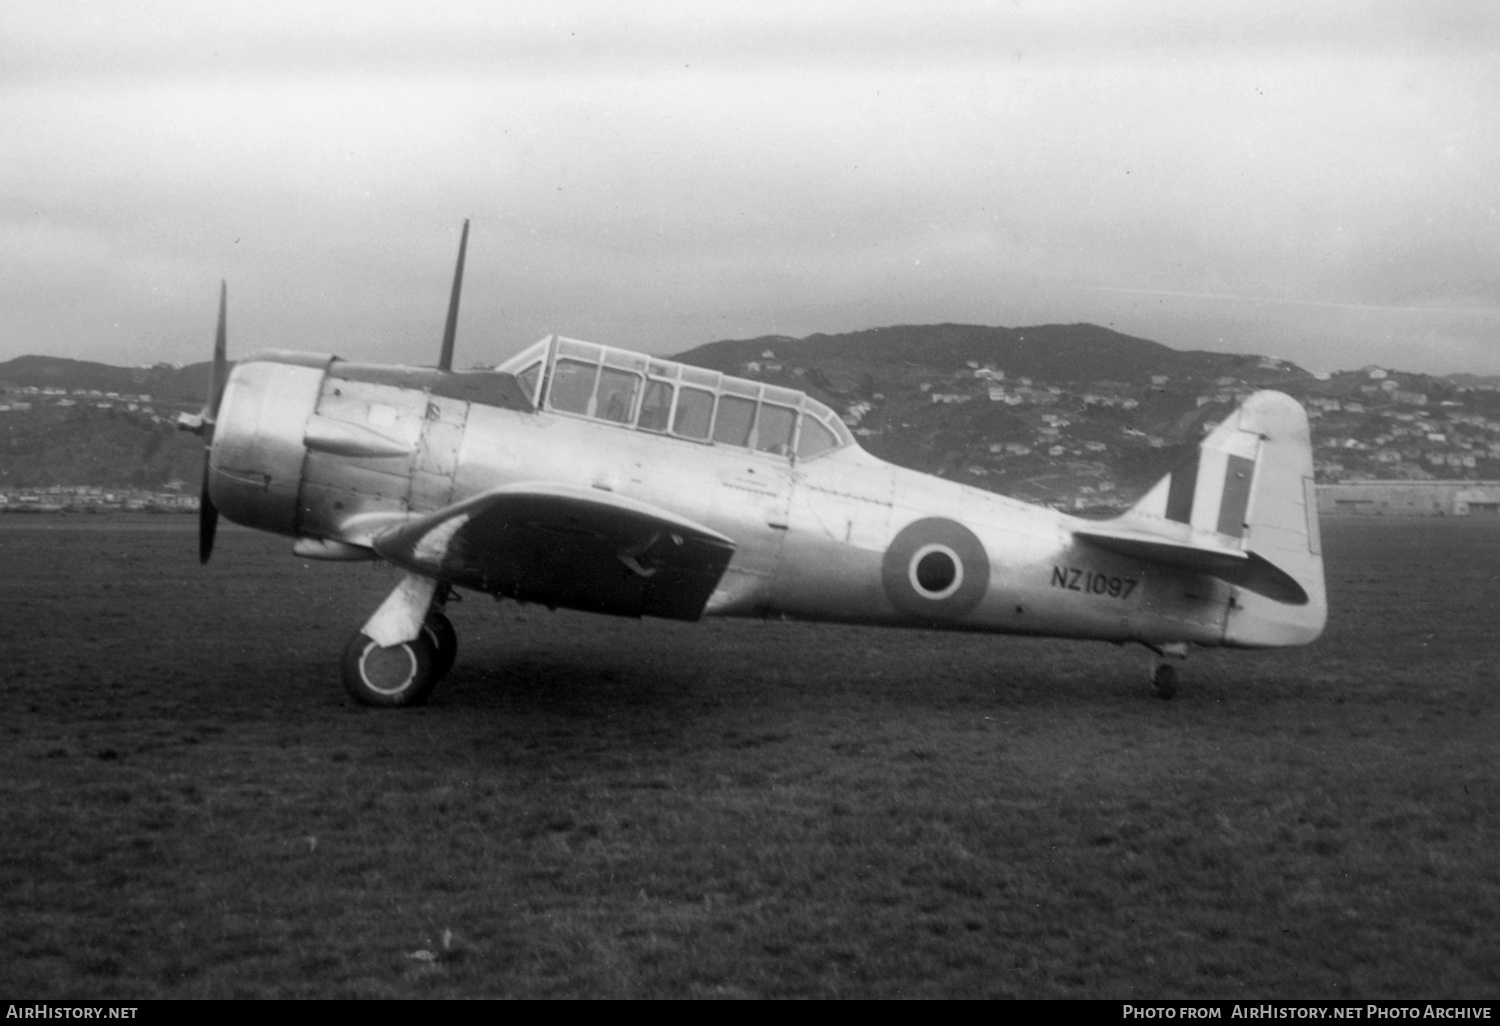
left=208, top=280, right=229, bottom=421
left=198, top=450, right=219, bottom=564
left=196, top=281, right=228, bottom=563
left=437, top=219, right=469, bottom=372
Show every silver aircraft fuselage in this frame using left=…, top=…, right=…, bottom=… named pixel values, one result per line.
left=208, top=338, right=1319, bottom=654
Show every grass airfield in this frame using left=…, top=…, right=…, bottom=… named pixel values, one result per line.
left=1, top=515, right=1496, bottom=999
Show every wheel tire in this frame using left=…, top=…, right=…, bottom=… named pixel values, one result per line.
left=342, top=631, right=438, bottom=707
left=1152, top=663, right=1179, bottom=701
left=423, top=611, right=458, bottom=680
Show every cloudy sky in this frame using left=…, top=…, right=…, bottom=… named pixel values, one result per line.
left=2, top=1, right=1497, bottom=375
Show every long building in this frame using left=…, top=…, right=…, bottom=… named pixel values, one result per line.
left=1317, top=480, right=1500, bottom=516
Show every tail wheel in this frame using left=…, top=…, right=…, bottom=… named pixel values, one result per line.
left=342, top=631, right=438, bottom=707
left=1151, top=663, right=1179, bottom=701
left=423, top=611, right=458, bottom=680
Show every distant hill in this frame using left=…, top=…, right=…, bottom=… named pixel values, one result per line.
left=673, top=323, right=1338, bottom=505
left=0, top=357, right=210, bottom=490
left=0, top=401, right=203, bottom=491
left=4, top=324, right=1498, bottom=506
left=676, top=323, right=1314, bottom=386
left=0, top=355, right=215, bottom=405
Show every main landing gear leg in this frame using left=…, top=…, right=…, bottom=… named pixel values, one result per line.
left=1146, top=642, right=1189, bottom=701
left=342, top=574, right=456, bottom=707
left=423, top=585, right=459, bottom=681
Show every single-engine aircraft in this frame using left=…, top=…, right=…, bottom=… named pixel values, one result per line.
left=180, top=222, right=1326, bottom=706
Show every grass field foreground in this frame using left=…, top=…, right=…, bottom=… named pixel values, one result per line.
left=1, top=516, right=1496, bottom=998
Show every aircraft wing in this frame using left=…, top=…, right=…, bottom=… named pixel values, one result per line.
left=371, top=482, right=738, bottom=621
left=1073, top=526, right=1308, bottom=605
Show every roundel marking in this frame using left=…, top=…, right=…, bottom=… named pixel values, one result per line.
left=881, top=517, right=990, bottom=621
left=909, top=543, right=963, bottom=599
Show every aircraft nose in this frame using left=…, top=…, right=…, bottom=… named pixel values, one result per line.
left=208, top=357, right=328, bottom=537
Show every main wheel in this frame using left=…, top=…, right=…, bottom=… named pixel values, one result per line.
left=1151, top=663, right=1179, bottom=701
left=423, top=611, right=458, bottom=680
left=342, top=631, right=439, bottom=707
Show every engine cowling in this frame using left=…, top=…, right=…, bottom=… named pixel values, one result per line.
left=207, top=352, right=331, bottom=538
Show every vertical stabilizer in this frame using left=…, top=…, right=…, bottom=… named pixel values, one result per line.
left=1116, top=390, right=1327, bottom=647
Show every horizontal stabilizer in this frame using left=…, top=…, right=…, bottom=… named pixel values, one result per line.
left=1074, top=526, right=1308, bottom=604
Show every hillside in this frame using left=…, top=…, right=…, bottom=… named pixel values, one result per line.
left=675, top=324, right=1500, bottom=507
left=0, top=358, right=208, bottom=491
left=676, top=323, right=1298, bottom=386
left=4, top=325, right=1500, bottom=509
left=0, top=401, right=203, bottom=492
left=0, top=355, right=215, bottom=404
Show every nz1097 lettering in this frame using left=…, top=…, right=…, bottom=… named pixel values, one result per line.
left=1051, top=565, right=1137, bottom=599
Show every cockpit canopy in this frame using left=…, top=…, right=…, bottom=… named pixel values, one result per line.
left=497, top=336, right=853, bottom=461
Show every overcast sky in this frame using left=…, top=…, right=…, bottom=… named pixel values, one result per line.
left=2, top=1, right=1497, bottom=375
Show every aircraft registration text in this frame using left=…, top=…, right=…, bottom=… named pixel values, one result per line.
left=1051, top=565, right=1138, bottom=599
